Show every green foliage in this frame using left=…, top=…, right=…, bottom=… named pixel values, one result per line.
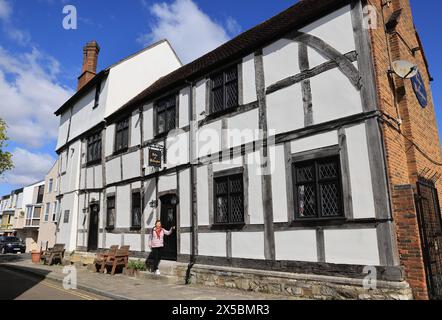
left=127, top=259, right=146, bottom=271
left=0, top=119, right=13, bottom=176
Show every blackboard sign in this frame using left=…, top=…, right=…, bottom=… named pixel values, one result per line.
left=148, top=148, right=162, bottom=168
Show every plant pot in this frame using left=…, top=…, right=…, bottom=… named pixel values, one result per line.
left=125, top=268, right=135, bottom=277
left=31, top=251, right=41, bottom=264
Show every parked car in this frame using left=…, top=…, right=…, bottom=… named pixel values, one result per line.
left=0, top=236, right=26, bottom=254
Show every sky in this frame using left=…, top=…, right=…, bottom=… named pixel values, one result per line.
left=0, top=0, right=441, bottom=196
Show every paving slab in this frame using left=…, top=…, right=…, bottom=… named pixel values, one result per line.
left=1, top=257, right=298, bottom=300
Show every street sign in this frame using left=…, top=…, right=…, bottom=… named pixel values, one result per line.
left=411, top=71, right=428, bottom=108
left=148, top=148, right=162, bottom=168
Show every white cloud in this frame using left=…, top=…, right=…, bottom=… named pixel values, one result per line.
left=138, top=0, right=241, bottom=63
left=3, top=148, right=55, bottom=186
left=0, top=0, right=11, bottom=21
left=0, top=46, right=73, bottom=148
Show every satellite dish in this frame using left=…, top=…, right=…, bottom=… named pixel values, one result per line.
left=391, top=60, right=418, bottom=79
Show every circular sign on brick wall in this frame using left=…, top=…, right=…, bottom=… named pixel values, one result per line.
left=411, top=71, right=428, bottom=108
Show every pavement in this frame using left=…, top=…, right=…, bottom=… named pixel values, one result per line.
left=0, top=254, right=297, bottom=300
left=0, top=254, right=109, bottom=300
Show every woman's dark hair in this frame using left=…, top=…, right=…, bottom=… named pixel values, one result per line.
left=155, top=220, right=161, bottom=225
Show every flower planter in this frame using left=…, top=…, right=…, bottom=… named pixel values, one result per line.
left=31, top=251, right=41, bottom=264
left=125, top=268, right=135, bottom=277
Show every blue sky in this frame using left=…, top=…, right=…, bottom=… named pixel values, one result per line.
left=0, top=0, right=441, bottom=196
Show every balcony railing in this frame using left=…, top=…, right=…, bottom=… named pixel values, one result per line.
left=0, top=223, right=14, bottom=230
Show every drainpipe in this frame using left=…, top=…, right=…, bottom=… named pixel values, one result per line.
left=185, top=79, right=196, bottom=285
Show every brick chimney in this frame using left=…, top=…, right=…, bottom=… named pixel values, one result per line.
left=77, top=41, right=100, bottom=91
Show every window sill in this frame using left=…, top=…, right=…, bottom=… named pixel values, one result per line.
left=130, top=226, right=141, bottom=231
left=291, top=217, right=348, bottom=227
left=210, top=223, right=245, bottom=231
left=207, top=105, right=239, bottom=120
left=85, top=159, right=102, bottom=167
left=113, top=148, right=129, bottom=156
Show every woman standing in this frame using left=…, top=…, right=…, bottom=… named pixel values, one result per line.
left=148, top=220, right=175, bottom=275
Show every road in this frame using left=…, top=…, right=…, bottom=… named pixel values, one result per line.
left=0, top=255, right=109, bottom=300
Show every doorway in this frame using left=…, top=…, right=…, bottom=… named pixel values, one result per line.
left=416, top=178, right=442, bottom=300
left=88, top=203, right=100, bottom=252
left=160, top=194, right=177, bottom=261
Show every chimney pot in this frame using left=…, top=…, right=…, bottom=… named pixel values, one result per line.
left=77, top=41, right=100, bottom=91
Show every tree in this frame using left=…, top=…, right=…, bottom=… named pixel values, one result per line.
left=0, top=119, right=14, bottom=176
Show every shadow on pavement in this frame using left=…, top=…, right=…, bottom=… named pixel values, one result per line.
left=0, top=254, right=51, bottom=300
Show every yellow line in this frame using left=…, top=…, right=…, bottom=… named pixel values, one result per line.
left=41, top=281, right=98, bottom=300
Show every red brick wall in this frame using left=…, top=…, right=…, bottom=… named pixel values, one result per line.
left=367, top=0, right=442, bottom=299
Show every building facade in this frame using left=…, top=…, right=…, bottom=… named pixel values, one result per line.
left=13, top=181, right=45, bottom=252
left=37, top=161, right=60, bottom=250
left=53, top=0, right=442, bottom=299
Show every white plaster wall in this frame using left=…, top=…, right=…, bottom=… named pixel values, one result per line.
left=142, top=103, right=154, bottom=142
left=86, top=167, right=94, bottom=189
left=290, top=130, right=339, bottom=154
left=57, top=111, right=71, bottom=150
left=180, top=232, right=191, bottom=255
left=69, top=89, right=104, bottom=143
left=195, top=79, right=207, bottom=122
left=232, top=232, right=265, bottom=260
left=324, top=228, right=380, bottom=266
left=275, top=230, right=318, bottom=262
left=197, top=121, right=222, bottom=159
left=179, top=169, right=191, bottom=228
left=116, top=185, right=130, bottom=228
left=106, top=158, right=121, bottom=185
left=158, top=173, right=177, bottom=193
left=212, top=157, right=242, bottom=173
left=247, top=152, right=264, bottom=225
left=104, top=41, right=182, bottom=118
left=242, top=54, right=257, bottom=104
left=300, top=5, right=355, bottom=68
left=270, top=145, right=288, bottom=223
left=105, top=124, right=116, bottom=157
left=166, top=131, right=189, bottom=168
left=197, top=166, right=209, bottom=226
left=310, top=68, right=363, bottom=125
left=105, top=233, right=122, bottom=248
left=143, top=179, right=157, bottom=228
left=199, top=233, right=226, bottom=257
left=122, top=151, right=141, bottom=180
left=227, top=109, right=259, bottom=149
left=95, top=165, right=103, bottom=188
left=125, top=234, right=142, bottom=252
left=179, top=87, right=190, bottom=128
left=266, top=84, right=304, bottom=135
left=56, top=192, right=79, bottom=251
left=263, top=39, right=300, bottom=86
left=130, top=111, right=141, bottom=148
left=345, top=124, right=376, bottom=219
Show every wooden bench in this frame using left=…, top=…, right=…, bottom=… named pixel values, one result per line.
left=105, top=245, right=130, bottom=275
left=94, top=245, right=119, bottom=273
left=41, top=244, right=65, bottom=266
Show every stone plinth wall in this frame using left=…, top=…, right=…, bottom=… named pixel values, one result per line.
left=175, top=264, right=413, bottom=300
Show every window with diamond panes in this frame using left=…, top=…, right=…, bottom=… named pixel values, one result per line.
left=293, top=156, right=344, bottom=220
left=115, top=118, right=129, bottom=153
left=87, top=132, right=102, bottom=164
left=106, top=196, right=116, bottom=229
left=210, top=66, right=238, bottom=114
left=214, top=174, right=244, bottom=225
left=156, top=95, right=176, bottom=136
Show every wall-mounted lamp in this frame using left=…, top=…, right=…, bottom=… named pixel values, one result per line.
left=149, top=200, right=158, bottom=208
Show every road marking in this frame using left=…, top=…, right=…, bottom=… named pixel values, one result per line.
left=41, top=281, right=98, bottom=300
left=0, top=266, right=99, bottom=300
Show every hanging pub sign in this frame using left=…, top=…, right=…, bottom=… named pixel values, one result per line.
left=411, top=71, right=428, bottom=108
left=148, top=147, right=163, bottom=168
